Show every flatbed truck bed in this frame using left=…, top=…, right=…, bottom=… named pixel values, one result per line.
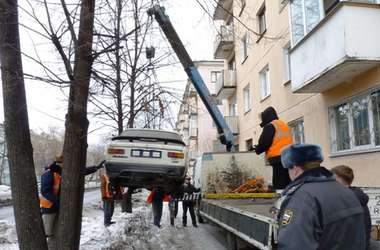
left=199, top=198, right=278, bottom=250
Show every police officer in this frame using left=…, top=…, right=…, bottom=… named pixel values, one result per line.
left=277, top=143, right=366, bottom=250
left=253, top=106, right=293, bottom=190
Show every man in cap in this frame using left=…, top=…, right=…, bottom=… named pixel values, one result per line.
left=277, top=143, right=366, bottom=250
left=40, top=154, right=105, bottom=236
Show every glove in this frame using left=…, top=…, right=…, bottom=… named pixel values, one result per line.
left=96, top=160, right=106, bottom=169
left=249, top=145, right=256, bottom=152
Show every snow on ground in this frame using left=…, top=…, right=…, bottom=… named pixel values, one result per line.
left=0, top=190, right=229, bottom=250
left=80, top=190, right=228, bottom=250
left=0, top=185, right=11, bottom=201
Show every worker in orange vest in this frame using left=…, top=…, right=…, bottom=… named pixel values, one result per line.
left=146, top=187, right=170, bottom=228
left=101, top=170, right=124, bottom=226
left=40, top=155, right=104, bottom=236
left=253, top=106, right=293, bottom=190
left=40, top=155, right=63, bottom=237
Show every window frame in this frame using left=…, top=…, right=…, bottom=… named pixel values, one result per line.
left=288, top=118, right=305, bottom=143
left=243, top=84, right=251, bottom=113
left=229, top=96, right=238, bottom=116
left=240, top=33, right=249, bottom=63
left=282, top=42, right=291, bottom=84
left=210, top=71, right=221, bottom=83
left=239, top=0, right=246, bottom=16
left=289, top=0, right=325, bottom=46
left=329, top=88, right=380, bottom=155
left=245, top=138, right=253, bottom=151
left=257, top=4, right=267, bottom=35
left=259, top=65, right=270, bottom=100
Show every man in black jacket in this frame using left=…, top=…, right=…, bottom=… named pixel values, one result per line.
left=331, top=165, right=372, bottom=250
left=254, top=106, right=293, bottom=190
left=182, top=176, right=200, bottom=227
left=277, top=144, right=366, bottom=250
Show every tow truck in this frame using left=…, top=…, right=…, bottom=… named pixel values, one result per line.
left=148, top=5, right=380, bottom=250
left=147, top=5, right=279, bottom=249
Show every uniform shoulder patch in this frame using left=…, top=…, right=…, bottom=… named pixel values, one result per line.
left=281, top=209, right=293, bottom=226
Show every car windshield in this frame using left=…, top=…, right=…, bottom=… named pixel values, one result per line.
left=111, top=129, right=185, bottom=146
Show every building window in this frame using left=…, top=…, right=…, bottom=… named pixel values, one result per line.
left=257, top=4, right=266, bottom=35
left=280, top=0, right=289, bottom=12
left=330, top=89, right=380, bottom=153
left=240, top=33, right=249, bottom=63
left=239, top=0, right=246, bottom=16
left=229, top=96, right=238, bottom=116
left=190, top=115, right=197, bottom=130
left=243, top=85, right=251, bottom=113
left=289, top=119, right=305, bottom=143
left=211, top=71, right=221, bottom=83
left=290, top=0, right=322, bottom=44
left=260, top=65, right=270, bottom=100
left=245, top=139, right=253, bottom=151
left=283, top=43, right=291, bottom=83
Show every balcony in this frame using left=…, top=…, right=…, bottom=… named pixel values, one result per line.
left=214, top=25, right=234, bottom=59
left=215, top=69, right=236, bottom=99
left=213, top=0, right=233, bottom=21
left=290, top=1, right=380, bottom=93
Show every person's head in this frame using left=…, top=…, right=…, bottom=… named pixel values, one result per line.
left=281, top=143, right=324, bottom=181
left=331, top=165, right=353, bottom=187
left=260, top=106, right=279, bottom=127
left=55, top=154, right=63, bottom=164
left=185, top=176, right=191, bottom=184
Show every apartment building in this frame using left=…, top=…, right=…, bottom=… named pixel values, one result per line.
left=213, top=0, right=380, bottom=186
left=176, top=60, right=238, bottom=177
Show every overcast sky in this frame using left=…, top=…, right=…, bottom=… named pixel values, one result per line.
left=0, top=0, right=218, bottom=145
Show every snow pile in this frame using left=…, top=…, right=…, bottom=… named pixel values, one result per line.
left=0, top=189, right=229, bottom=250
left=0, top=220, right=17, bottom=249
left=0, top=185, right=11, bottom=200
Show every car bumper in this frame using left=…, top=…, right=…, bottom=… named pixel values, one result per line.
left=105, top=162, right=186, bottom=187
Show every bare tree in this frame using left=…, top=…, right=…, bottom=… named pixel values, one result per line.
left=0, top=1, right=48, bottom=249
left=90, top=0, right=177, bottom=133
left=49, top=0, right=96, bottom=248
left=31, top=127, right=65, bottom=177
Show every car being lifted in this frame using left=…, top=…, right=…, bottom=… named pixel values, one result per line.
left=105, top=128, right=187, bottom=193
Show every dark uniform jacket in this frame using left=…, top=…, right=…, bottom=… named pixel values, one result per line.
left=351, top=187, right=372, bottom=250
left=40, top=163, right=98, bottom=214
left=277, top=167, right=366, bottom=250
left=254, top=107, right=280, bottom=164
left=41, top=163, right=62, bottom=214
left=182, top=183, right=201, bottom=205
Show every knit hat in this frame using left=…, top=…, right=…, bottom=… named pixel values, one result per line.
left=281, top=143, right=323, bottom=169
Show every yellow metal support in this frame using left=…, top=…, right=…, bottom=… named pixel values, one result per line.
left=204, top=193, right=278, bottom=199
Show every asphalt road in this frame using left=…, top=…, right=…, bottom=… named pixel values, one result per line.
left=0, top=188, right=101, bottom=223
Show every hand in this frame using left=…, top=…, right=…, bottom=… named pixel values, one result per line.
left=96, top=160, right=106, bottom=169
left=249, top=145, right=256, bottom=152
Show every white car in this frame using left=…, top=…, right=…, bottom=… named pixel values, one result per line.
left=105, top=129, right=187, bottom=192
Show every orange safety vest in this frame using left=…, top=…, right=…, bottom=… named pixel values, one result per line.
left=265, top=119, right=293, bottom=159
left=101, top=174, right=123, bottom=199
left=40, top=171, right=61, bottom=208
left=101, top=174, right=113, bottom=199
left=146, top=189, right=170, bottom=204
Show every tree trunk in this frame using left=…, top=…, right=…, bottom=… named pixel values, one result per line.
left=115, top=0, right=123, bottom=135
left=51, top=0, right=95, bottom=249
left=0, top=1, right=48, bottom=249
